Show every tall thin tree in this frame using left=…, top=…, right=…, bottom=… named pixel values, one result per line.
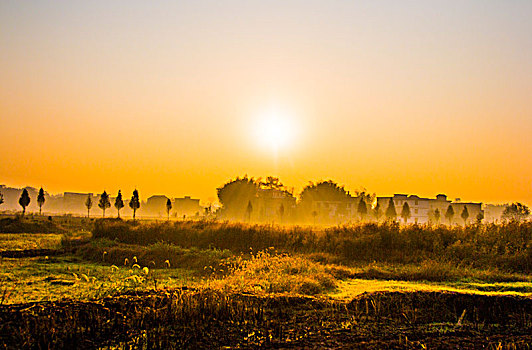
left=357, top=198, right=367, bottom=221
left=246, top=200, right=253, bottom=222
left=401, top=202, right=411, bottom=224
left=433, top=209, right=441, bottom=224
left=0, top=192, right=4, bottom=206
left=278, top=203, right=285, bottom=222
left=461, top=206, right=469, bottom=226
left=129, top=189, right=140, bottom=221
left=98, top=191, right=111, bottom=218
left=385, top=198, right=397, bottom=221
left=85, top=194, right=93, bottom=218
left=114, top=190, right=124, bottom=218
left=19, top=189, right=31, bottom=217
left=373, top=202, right=382, bottom=222
left=166, top=198, right=172, bottom=220
left=37, top=187, right=46, bottom=215
left=445, top=205, right=454, bottom=225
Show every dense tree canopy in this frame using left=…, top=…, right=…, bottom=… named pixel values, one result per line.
left=217, top=176, right=259, bottom=220
left=502, top=202, right=530, bottom=222
left=300, top=180, right=350, bottom=203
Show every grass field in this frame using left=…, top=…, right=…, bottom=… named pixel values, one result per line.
left=0, top=233, right=63, bottom=251
left=0, top=219, right=531, bottom=348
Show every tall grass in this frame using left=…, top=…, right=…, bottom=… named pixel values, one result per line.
left=92, top=219, right=532, bottom=273
left=77, top=239, right=232, bottom=273
left=211, top=250, right=337, bottom=295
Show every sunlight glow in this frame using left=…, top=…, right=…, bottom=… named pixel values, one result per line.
left=255, top=108, right=296, bottom=152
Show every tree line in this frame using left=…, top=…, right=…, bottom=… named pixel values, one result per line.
left=1, top=180, right=530, bottom=224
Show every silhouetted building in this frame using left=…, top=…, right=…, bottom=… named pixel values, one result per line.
left=252, top=189, right=296, bottom=223
left=377, top=194, right=430, bottom=223
left=483, top=204, right=506, bottom=223
left=173, top=196, right=201, bottom=218
left=145, top=195, right=170, bottom=217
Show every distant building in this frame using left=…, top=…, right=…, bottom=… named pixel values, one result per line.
left=377, top=194, right=430, bottom=223
left=483, top=204, right=506, bottom=223
left=451, top=202, right=483, bottom=225
left=145, top=195, right=170, bottom=217
left=377, top=193, right=483, bottom=225
left=252, top=189, right=296, bottom=223
left=173, top=196, right=202, bottom=218
left=310, top=197, right=358, bottom=223
left=63, top=192, right=95, bottom=214
left=428, top=194, right=452, bottom=223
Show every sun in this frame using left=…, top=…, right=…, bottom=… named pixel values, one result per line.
left=254, top=108, right=296, bottom=152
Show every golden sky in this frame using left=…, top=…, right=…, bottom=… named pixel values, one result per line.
left=1, top=1, right=531, bottom=205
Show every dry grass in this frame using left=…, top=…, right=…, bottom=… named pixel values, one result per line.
left=210, top=250, right=338, bottom=295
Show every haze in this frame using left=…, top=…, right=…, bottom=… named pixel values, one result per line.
left=1, top=1, right=531, bottom=205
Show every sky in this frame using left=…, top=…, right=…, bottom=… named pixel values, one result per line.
left=1, top=1, right=531, bottom=205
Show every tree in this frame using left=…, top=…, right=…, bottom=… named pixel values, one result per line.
left=460, top=206, right=469, bottom=226
left=433, top=209, right=441, bottom=224
left=502, top=202, right=530, bottom=222
left=278, top=203, right=285, bottom=222
left=114, top=190, right=124, bottom=218
left=445, top=205, right=454, bottom=224
left=261, top=176, right=284, bottom=190
left=373, top=202, right=383, bottom=222
left=0, top=192, right=4, bottom=206
left=217, top=176, right=258, bottom=221
left=19, top=189, right=31, bottom=216
left=357, top=198, right=367, bottom=221
left=385, top=198, right=396, bottom=221
left=401, top=202, right=411, bottom=224
left=129, top=189, right=141, bottom=221
left=98, top=191, right=111, bottom=218
left=85, top=194, right=93, bottom=218
left=37, top=187, right=45, bottom=215
left=246, top=200, right=253, bottom=222
left=166, top=198, right=172, bottom=220
left=311, top=210, right=318, bottom=225
left=476, top=211, right=484, bottom=223
left=300, top=180, right=351, bottom=220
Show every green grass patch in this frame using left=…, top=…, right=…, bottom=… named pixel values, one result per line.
left=0, top=233, right=63, bottom=251
left=0, top=255, right=197, bottom=304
